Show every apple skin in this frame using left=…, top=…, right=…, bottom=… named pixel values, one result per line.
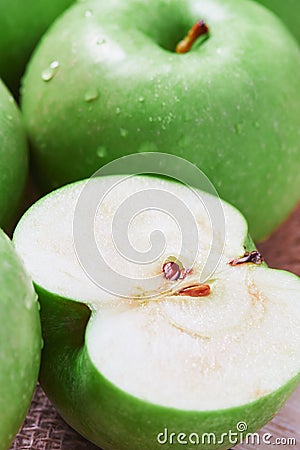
left=0, top=0, right=74, bottom=95
left=34, top=280, right=300, bottom=450
left=0, top=230, right=41, bottom=450
left=21, top=0, right=300, bottom=242
left=0, top=80, right=28, bottom=229
left=254, top=0, right=300, bottom=43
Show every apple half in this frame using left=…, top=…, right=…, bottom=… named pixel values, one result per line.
left=13, top=176, right=300, bottom=450
left=0, top=230, right=41, bottom=450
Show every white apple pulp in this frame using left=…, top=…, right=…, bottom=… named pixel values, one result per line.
left=14, top=176, right=300, bottom=411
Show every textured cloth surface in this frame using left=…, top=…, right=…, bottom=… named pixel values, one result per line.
left=10, top=202, right=300, bottom=450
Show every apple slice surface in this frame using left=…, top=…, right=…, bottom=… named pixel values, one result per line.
left=13, top=176, right=300, bottom=449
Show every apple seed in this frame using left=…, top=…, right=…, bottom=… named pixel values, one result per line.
left=229, top=251, right=264, bottom=266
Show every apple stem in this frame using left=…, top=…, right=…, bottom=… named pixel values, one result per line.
left=177, top=284, right=210, bottom=297
left=176, top=20, right=209, bottom=54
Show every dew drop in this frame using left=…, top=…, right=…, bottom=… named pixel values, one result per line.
left=85, top=9, right=93, bottom=17
left=138, top=142, right=158, bottom=153
left=84, top=88, right=99, bottom=102
left=138, top=96, right=145, bottom=103
left=41, top=60, right=60, bottom=81
left=120, top=128, right=128, bottom=137
left=24, top=293, right=33, bottom=310
left=149, top=116, right=153, bottom=122
left=234, top=123, right=242, bottom=134
left=96, top=38, right=106, bottom=45
left=96, top=146, right=107, bottom=158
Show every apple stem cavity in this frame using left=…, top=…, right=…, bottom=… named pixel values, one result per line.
left=229, top=251, right=264, bottom=266
left=175, top=20, right=209, bottom=54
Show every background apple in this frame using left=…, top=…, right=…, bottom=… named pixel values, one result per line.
left=0, top=0, right=74, bottom=96
left=254, top=0, right=300, bottom=43
left=0, top=80, right=28, bottom=229
left=21, top=0, right=300, bottom=242
left=13, top=175, right=300, bottom=449
left=0, top=230, right=41, bottom=450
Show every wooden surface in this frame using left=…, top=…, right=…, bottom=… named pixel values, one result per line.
left=10, top=181, right=300, bottom=449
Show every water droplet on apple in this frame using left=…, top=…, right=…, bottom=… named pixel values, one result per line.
left=85, top=9, right=93, bottom=17
left=149, top=117, right=153, bottom=122
left=96, top=38, right=106, bottom=45
left=138, top=142, right=158, bottom=153
left=120, top=128, right=128, bottom=137
left=254, top=121, right=260, bottom=128
left=96, top=146, right=107, bottom=158
left=41, top=60, right=60, bottom=81
left=6, top=114, right=13, bottom=121
left=234, top=123, right=243, bottom=135
left=84, top=89, right=99, bottom=102
left=116, top=107, right=121, bottom=115
left=157, top=116, right=162, bottom=122
left=138, top=96, right=145, bottom=103
left=24, top=293, right=33, bottom=310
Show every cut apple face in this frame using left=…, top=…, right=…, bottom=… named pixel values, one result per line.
left=13, top=176, right=300, bottom=449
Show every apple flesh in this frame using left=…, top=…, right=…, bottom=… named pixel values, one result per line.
left=0, top=0, right=74, bottom=95
left=21, top=0, right=300, bottom=241
left=0, top=230, right=41, bottom=450
left=13, top=176, right=300, bottom=449
left=0, top=80, right=28, bottom=229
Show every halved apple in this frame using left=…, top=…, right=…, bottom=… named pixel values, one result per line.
left=13, top=176, right=300, bottom=449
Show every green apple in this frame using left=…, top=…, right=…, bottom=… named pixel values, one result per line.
left=13, top=175, right=300, bottom=449
left=0, top=0, right=74, bottom=95
left=0, top=80, right=28, bottom=229
left=21, top=0, right=300, bottom=241
left=0, top=229, right=41, bottom=450
left=254, top=0, right=300, bottom=43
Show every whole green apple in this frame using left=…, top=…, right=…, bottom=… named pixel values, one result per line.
left=0, top=80, right=28, bottom=229
left=13, top=175, right=300, bottom=450
left=254, top=0, right=300, bottom=43
left=21, top=0, right=300, bottom=241
left=0, top=230, right=41, bottom=450
left=0, top=0, right=74, bottom=95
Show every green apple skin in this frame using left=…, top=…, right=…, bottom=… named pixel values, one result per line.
left=254, top=0, right=300, bottom=43
left=0, top=230, right=41, bottom=450
left=34, top=279, right=300, bottom=450
left=21, top=0, right=300, bottom=242
left=0, top=0, right=74, bottom=96
left=0, top=80, right=28, bottom=229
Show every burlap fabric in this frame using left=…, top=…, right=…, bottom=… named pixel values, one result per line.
left=10, top=198, right=300, bottom=449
